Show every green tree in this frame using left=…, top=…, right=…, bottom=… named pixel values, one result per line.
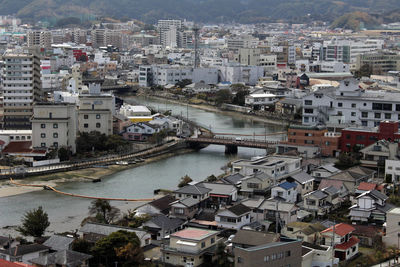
left=88, top=199, right=120, bottom=224
left=206, top=174, right=217, bottom=182
left=178, top=175, right=193, bottom=187
left=71, top=239, right=93, bottom=254
left=213, top=242, right=232, bottom=267
left=91, top=230, right=143, bottom=266
left=58, top=147, right=71, bottom=161
left=17, top=206, right=50, bottom=238
left=232, top=89, right=249, bottom=106
left=355, top=64, right=373, bottom=78
left=215, top=89, right=232, bottom=106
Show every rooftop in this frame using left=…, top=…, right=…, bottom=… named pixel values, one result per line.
left=321, top=223, right=355, bottom=237
left=171, top=227, right=218, bottom=241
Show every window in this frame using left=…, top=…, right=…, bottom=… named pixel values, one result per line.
left=41, top=123, right=46, bottom=128
left=351, top=112, right=356, bottom=117
left=53, top=133, right=58, bottom=138
left=96, top=123, right=101, bottom=128
left=264, top=256, right=270, bottom=262
left=338, top=102, right=343, bottom=107
left=362, top=121, right=367, bottom=126
left=286, top=250, right=291, bottom=257
left=174, top=208, right=184, bottom=214
left=304, top=100, right=312, bottom=105
left=41, top=133, right=46, bottom=138
left=84, top=115, right=89, bottom=119
left=237, top=257, right=243, bottom=263
left=53, top=142, right=58, bottom=148
left=385, top=113, right=391, bottom=119
left=351, top=103, right=356, bottom=108
left=201, top=242, right=205, bottom=248
left=361, top=112, right=368, bottom=118
left=211, top=237, right=215, bottom=244
left=375, top=113, right=381, bottom=119
left=84, top=123, right=89, bottom=128
left=304, top=108, right=313, bottom=114
left=41, top=143, right=46, bottom=147
left=96, top=114, right=101, bottom=119
left=53, top=123, right=58, bottom=128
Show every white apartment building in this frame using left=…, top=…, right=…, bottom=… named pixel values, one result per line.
left=385, top=160, right=400, bottom=183
left=322, top=39, right=384, bottom=63
left=31, top=103, right=77, bottom=153
left=78, top=92, right=114, bottom=135
left=226, top=35, right=259, bottom=50
left=2, top=52, right=42, bottom=129
left=259, top=54, right=277, bottom=73
left=302, top=80, right=400, bottom=127
left=245, top=93, right=278, bottom=110
left=218, top=64, right=264, bottom=85
left=383, top=208, right=400, bottom=247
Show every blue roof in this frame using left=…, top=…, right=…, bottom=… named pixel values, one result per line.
left=278, top=181, right=297, bottom=190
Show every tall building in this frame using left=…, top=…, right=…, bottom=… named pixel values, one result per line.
left=104, top=30, right=122, bottom=49
left=91, top=28, right=106, bottom=48
left=157, top=19, right=184, bottom=48
left=2, top=52, right=42, bottom=129
left=27, top=31, right=52, bottom=49
left=73, top=29, right=87, bottom=45
left=356, top=51, right=400, bottom=74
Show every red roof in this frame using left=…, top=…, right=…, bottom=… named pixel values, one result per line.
left=335, top=236, right=360, bottom=250
left=0, top=259, right=34, bottom=267
left=321, top=223, right=355, bottom=237
left=357, top=182, right=377, bottom=191
left=2, top=141, right=46, bottom=155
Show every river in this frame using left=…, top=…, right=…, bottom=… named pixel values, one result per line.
left=0, top=96, right=283, bottom=234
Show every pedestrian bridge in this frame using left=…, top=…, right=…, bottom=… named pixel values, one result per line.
left=185, top=136, right=279, bottom=154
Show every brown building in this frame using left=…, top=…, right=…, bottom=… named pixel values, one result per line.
left=278, top=125, right=340, bottom=157
left=234, top=237, right=302, bottom=267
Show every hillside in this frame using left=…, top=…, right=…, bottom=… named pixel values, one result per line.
left=330, top=12, right=381, bottom=31
left=0, top=0, right=399, bottom=24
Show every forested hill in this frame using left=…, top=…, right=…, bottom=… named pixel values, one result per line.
left=0, top=0, right=398, bottom=24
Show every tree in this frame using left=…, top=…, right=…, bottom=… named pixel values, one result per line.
left=175, top=79, right=192, bottom=88
left=205, top=174, right=217, bottom=182
left=17, top=206, right=50, bottom=238
left=355, top=64, right=373, bottom=78
left=58, top=147, right=71, bottom=161
left=232, top=89, right=249, bottom=106
left=91, top=230, right=143, bottom=266
left=71, top=239, right=93, bottom=254
left=215, top=89, right=232, bottom=106
left=213, top=242, right=232, bottom=267
left=88, top=199, right=120, bottom=224
left=178, top=175, right=193, bottom=187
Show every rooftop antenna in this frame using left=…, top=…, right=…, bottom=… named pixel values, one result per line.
left=193, top=25, right=200, bottom=68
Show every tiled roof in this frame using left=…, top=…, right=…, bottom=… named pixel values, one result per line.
left=3, top=141, right=46, bottom=154
left=0, top=259, right=34, bottom=267
left=278, top=181, right=297, bottom=190
left=43, top=235, right=75, bottom=251
left=29, top=250, right=92, bottom=266
left=290, top=172, right=314, bottom=184
left=357, top=182, right=377, bottom=191
left=335, top=236, right=360, bottom=250
left=174, top=184, right=211, bottom=195
left=0, top=244, right=49, bottom=256
left=321, top=223, right=355, bottom=237
left=227, top=203, right=251, bottom=216
left=149, top=195, right=176, bottom=214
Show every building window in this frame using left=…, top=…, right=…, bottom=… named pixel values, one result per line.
left=84, top=115, right=89, bottom=119
left=96, top=114, right=101, bottom=119
left=362, top=121, right=367, bottom=126
left=41, top=143, right=46, bottom=147
left=96, top=123, right=101, bottom=128
left=84, top=123, right=89, bottom=128
left=304, top=109, right=313, bottom=114
left=237, top=257, right=243, bottom=263
left=351, top=103, right=356, bottom=108
left=385, top=113, right=391, bottom=119
left=53, top=123, right=58, bottom=128
left=53, top=142, right=58, bottom=148
left=201, top=242, right=205, bottom=248
left=338, top=102, right=343, bottom=107
left=41, top=124, right=46, bottom=128
left=41, top=133, right=46, bottom=138
left=361, top=112, right=368, bottom=118
left=53, top=133, right=58, bottom=138
left=211, top=237, right=215, bottom=244
left=351, top=112, right=356, bottom=117
left=375, top=113, right=381, bottom=119
left=304, top=100, right=312, bottom=105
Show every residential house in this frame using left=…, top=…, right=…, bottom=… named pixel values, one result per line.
left=234, top=238, right=302, bottom=267
left=359, top=140, right=399, bottom=168
left=271, top=181, right=297, bottom=203
left=302, top=242, right=339, bottom=267
left=320, top=223, right=359, bottom=261
left=113, top=113, right=131, bottom=134
left=79, top=222, right=151, bottom=247
left=258, top=199, right=298, bottom=226
left=324, top=166, right=376, bottom=193
left=135, top=194, right=176, bottom=216
left=310, top=164, right=340, bottom=180
left=0, top=236, right=19, bottom=250
left=43, top=235, right=75, bottom=252
left=215, top=203, right=252, bottom=229
left=245, top=93, right=278, bottom=111
left=162, top=228, right=220, bottom=267
left=0, top=244, right=49, bottom=264
left=29, top=250, right=92, bottom=267
left=173, top=184, right=211, bottom=203
left=349, top=189, right=394, bottom=224
left=231, top=155, right=302, bottom=178
left=383, top=207, right=400, bottom=247
left=355, top=182, right=380, bottom=196
left=122, top=122, right=160, bottom=141
left=196, top=182, right=237, bottom=208
left=219, top=173, right=245, bottom=188
left=303, top=186, right=342, bottom=216
left=169, top=197, right=200, bottom=220
left=352, top=225, right=382, bottom=247
left=288, top=171, right=314, bottom=200
left=281, top=222, right=326, bottom=243
left=240, top=172, right=274, bottom=197
left=318, top=179, right=349, bottom=198
left=142, top=214, right=184, bottom=240
left=275, top=98, right=302, bottom=116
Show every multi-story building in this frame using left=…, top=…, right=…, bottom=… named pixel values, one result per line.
left=356, top=51, right=400, bottom=74
left=302, top=80, right=400, bottom=127
left=235, top=48, right=261, bottom=66
left=31, top=103, right=77, bottom=153
left=226, top=35, right=259, bottom=50
left=157, top=19, right=184, bottom=48
left=27, top=31, right=52, bottom=49
left=73, top=29, right=87, bottom=45
left=77, top=86, right=114, bottom=135
left=91, top=28, right=106, bottom=48
left=218, top=63, right=264, bottom=85
left=383, top=207, right=400, bottom=247
left=162, top=227, right=220, bottom=267
left=321, top=39, right=384, bottom=63
left=2, top=52, right=42, bottom=129
left=104, top=30, right=122, bottom=49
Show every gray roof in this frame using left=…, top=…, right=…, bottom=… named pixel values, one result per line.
left=290, top=171, right=314, bottom=184
left=197, top=182, right=236, bottom=195
left=174, top=184, right=211, bottom=195
left=220, top=173, right=244, bottom=185
left=80, top=222, right=147, bottom=238
left=43, top=235, right=75, bottom=251
left=231, top=230, right=279, bottom=247
left=322, top=186, right=339, bottom=195
left=317, top=164, right=339, bottom=173
left=145, top=214, right=184, bottom=231
left=227, top=203, right=252, bottom=216
left=309, top=190, right=328, bottom=199
left=369, top=189, right=388, bottom=201
left=30, top=250, right=92, bottom=267
left=0, top=244, right=49, bottom=256
left=178, top=197, right=200, bottom=207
